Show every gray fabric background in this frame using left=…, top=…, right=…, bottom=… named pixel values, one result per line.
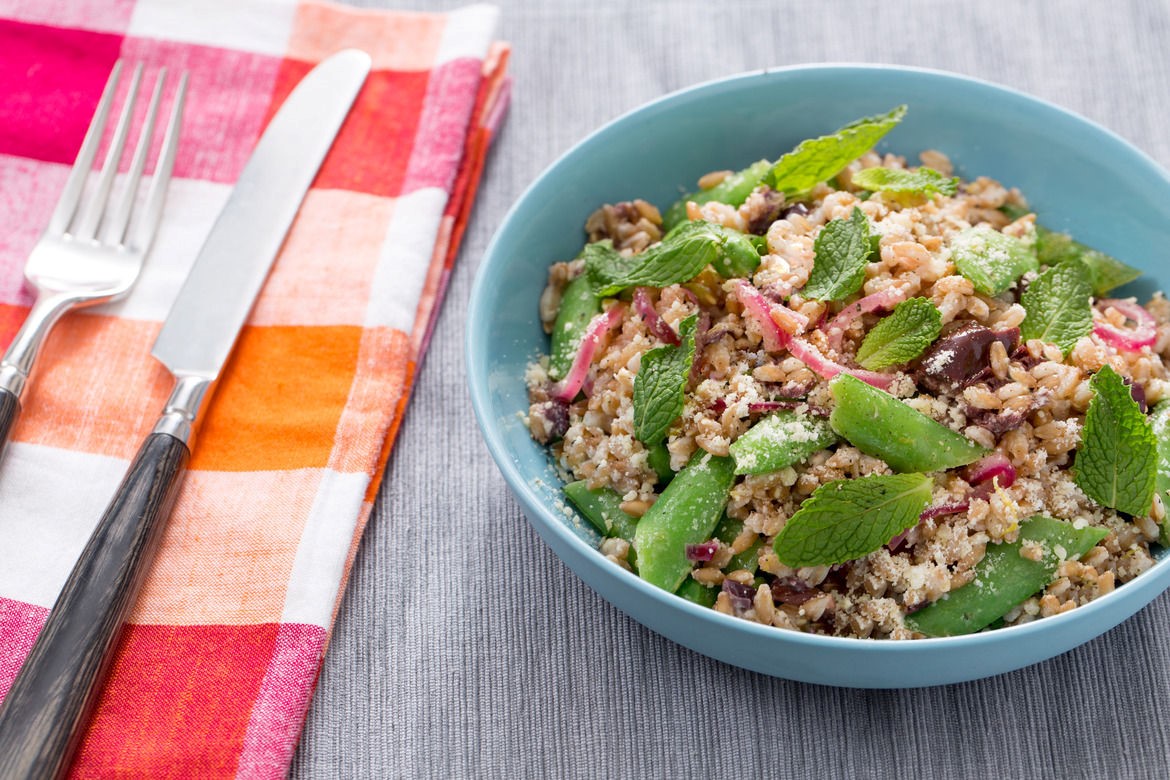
left=291, top=2, right=1170, bottom=777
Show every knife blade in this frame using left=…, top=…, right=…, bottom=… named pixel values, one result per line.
left=0, top=49, right=371, bottom=780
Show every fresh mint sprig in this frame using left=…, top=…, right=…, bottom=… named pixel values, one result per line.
left=633, top=314, right=698, bottom=444
left=855, top=297, right=943, bottom=370
left=767, top=105, right=907, bottom=197
left=850, top=166, right=958, bottom=197
left=587, top=222, right=758, bottom=296
left=1073, top=365, right=1157, bottom=517
left=802, top=207, right=872, bottom=301
left=1019, top=260, right=1093, bottom=356
left=772, top=473, right=932, bottom=566
left=1036, top=227, right=1141, bottom=296
left=949, top=226, right=1038, bottom=296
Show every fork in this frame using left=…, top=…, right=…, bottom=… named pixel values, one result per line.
left=0, top=61, right=188, bottom=455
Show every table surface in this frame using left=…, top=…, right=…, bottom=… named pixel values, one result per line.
left=291, top=2, right=1170, bottom=777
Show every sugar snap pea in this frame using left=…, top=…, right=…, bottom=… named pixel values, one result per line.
left=714, top=515, right=763, bottom=573
left=729, top=411, right=837, bottom=475
left=676, top=578, right=719, bottom=607
left=563, top=481, right=639, bottom=568
left=829, top=374, right=987, bottom=473
left=662, top=159, right=772, bottom=232
left=548, top=274, right=601, bottom=381
left=646, top=441, right=675, bottom=486
left=633, top=451, right=736, bottom=592
left=906, top=516, right=1108, bottom=637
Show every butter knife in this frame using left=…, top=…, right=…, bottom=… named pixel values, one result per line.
left=0, top=49, right=371, bottom=780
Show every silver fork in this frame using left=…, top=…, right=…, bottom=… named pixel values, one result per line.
left=0, top=61, right=188, bottom=455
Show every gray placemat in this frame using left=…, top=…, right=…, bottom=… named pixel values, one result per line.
left=292, top=2, right=1170, bottom=777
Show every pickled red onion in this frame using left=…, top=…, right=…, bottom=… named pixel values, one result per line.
left=965, top=452, right=1016, bottom=489
left=551, top=305, right=625, bottom=402
left=737, top=281, right=894, bottom=390
left=735, top=281, right=807, bottom=350
left=824, top=286, right=910, bottom=352
left=633, top=287, right=680, bottom=345
left=1094, top=298, right=1157, bottom=352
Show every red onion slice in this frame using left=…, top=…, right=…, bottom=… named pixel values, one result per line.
left=786, top=336, right=896, bottom=390
left=824, top=286, right=909, bottom=352
left=722, top=578, right=757, bottom=612
left=747, top=400, right=802, bottom=413
left=738, top=281, right=894, bottom=390
left=735, top=281, right=808, bottom=350
left=965, top=452, right=1016, bottom=489
left=919, top=501, right=971, bottom=521
left=633, top=287, right=681, bottom=345
left=889, top=501, right=971, bottom=551
left=1093, top=298, right=1157, bottom=351
left=686, top=541, right=719, bottom=562
left=551, top=305, right=625, bottom=402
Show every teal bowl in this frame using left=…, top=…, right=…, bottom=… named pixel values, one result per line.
left=466, top=64, right=1170, bottom=687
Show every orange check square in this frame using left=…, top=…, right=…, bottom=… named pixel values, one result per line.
left=191, top=324, right=363, bottom=472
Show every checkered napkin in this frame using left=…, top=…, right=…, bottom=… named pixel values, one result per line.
left=0, top=1, right=509, bottom=775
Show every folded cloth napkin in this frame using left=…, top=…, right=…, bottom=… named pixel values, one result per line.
left=0, top=1, right=509, bottom=776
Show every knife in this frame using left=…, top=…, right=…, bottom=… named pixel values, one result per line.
left=0, top=49, right=371, bottom=780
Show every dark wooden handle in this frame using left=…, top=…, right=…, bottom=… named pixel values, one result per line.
left=0, top=432, right=190, bottom=780
left=0, top=387, right=20, bottom=457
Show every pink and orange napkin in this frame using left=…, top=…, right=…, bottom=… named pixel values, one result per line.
left=0, top=1, right=509, bottom=776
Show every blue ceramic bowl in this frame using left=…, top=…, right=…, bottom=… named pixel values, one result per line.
left=466, top=64, right=1170, bottom=687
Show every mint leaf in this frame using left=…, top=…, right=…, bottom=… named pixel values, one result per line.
left=950, top=226, right=1038, bottom=296
left=802, top=207, right=871, bottom=301
left=772, top=473, right=932, bottom=566
left=588, top=222, right=758, bottom=296
left=1073, top=365, right=1157, bottom=517
left=633, top=314, right=698, bottom=444
left=850, top=166, right=958, bottom=197
left=663, top=159, right=772, bottom=232
left=907, top=516, right=1109, bottom=637
left=729, top=411, right=837, bottom=475
left=582, top=240, right=628, bottom=293
left=766, top=105, right=907, bottom=197
left=1036, top=227, right=1141, bottom=296
left=1150, top=401, right=1170, bottom=545
left=1020, top=260, right=1093, bottom=356
left=855, top=297, right=943, bottom=369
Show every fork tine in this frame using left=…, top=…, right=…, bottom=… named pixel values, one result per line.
left=72, top=63, right=144, bottom=241
left=130, top=71, right=188, bottom=253
left=48, top=61, right=124, bottom=236
left=101, top=67, right=167, bottom=248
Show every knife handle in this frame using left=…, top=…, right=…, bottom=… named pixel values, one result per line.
left=0, top=387, right=19, bottom=458
left=0, top=432, right=189, bottom=780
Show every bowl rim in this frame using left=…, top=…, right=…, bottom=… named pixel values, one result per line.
left=466, top=61, right=1170, bottom=653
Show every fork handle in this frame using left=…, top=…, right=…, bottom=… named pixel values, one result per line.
left=0, top=432, right=189, bottom=780
left=0, top=388, right=19, bottom=457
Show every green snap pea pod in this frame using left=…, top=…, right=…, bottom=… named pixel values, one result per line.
left=729, top=411, right=837, bottom=476
left=646, top=441, right=675, bottom=487
left=712, top=229, right=763, bottom=279
left=563, top=481, right=639, bottom=568
left=714, top=515, right=763, bottom=572
left=675, top=516, right=762, bottom=609
left=1151, top=401, right=1170, bottom=547
left=548, top=274, right=601, bottom=381
left=828, top=374, right=988, bottom=473
left=662, top=159, right=772, bottom=232
left=633, top=452, right=736, bottom=592
left=906, top=516, right=1108, bottom=637
left=676, top=578, right=719, bottom=608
